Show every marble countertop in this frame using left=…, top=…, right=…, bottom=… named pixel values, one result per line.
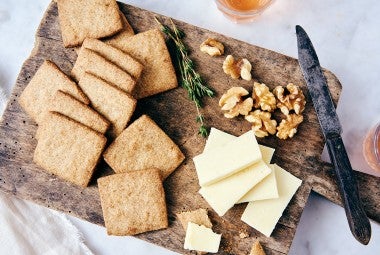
left=0, top=0, right=379, bottom=254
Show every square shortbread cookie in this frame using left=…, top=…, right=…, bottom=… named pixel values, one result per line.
left=104, top=11, right=135, bottom=45
left=33, top=112, right=107, bottom=187
left=82, top=38, right=143, bottom=80
left=19, top=60, right=89, bottom=123
left=71, top=48, right=136, bottom=94
left=97, top=168, right=168, bottom=235
left=57, top=0, right=122, bottom=47
left=49, top=90, right=109, bottom=134
left=78, top=72, right=136, bottom=138
left=103, top=115, right=185, bottom=179
left=107, top=29, right=178, bottom=99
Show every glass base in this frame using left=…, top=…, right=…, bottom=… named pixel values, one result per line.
left=215, top=0, right=274, bottom=23
left=219, top=9, right=262, bottom=23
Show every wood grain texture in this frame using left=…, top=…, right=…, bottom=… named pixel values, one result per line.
left=0, top=1, right=378, bottom=254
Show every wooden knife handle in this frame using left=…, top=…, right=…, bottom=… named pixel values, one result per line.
left=326, top=135, right=371, bottom=244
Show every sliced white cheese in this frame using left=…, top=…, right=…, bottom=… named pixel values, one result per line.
left=203, top=127, right=235, bottom=152
left=204, top=127, right=274, bottom=164
left=193, top=130, right=261, bottom=186
left=203, top=128, right=278, bottom=203
left=259, top=145, right=275, bottom=165
left=237, top=164, right=279, bottom=203
left=241, top=164, right=302, bottom=237
left=184, top=222, right=221, bottom=253
left=199, top=160, right=271, bottom=216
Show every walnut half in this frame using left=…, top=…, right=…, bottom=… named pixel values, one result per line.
left=219, top=87, right=253, bottom=118
left=252, top=82, right=277, bottom=112
left=276, top=114, right=303, bottom=139
left=245, top=110, right=277, bottom=138
left=273, top=83, right=306, bottom=115
left=222, top=55, right=252, bottom=81
left=200, top=38, right=224, bottom=56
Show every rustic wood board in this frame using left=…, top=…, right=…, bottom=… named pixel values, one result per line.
left=0, top=1, right=379, bottom=254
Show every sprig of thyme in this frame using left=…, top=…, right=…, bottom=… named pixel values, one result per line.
left=155, top=17, right=215, bottom=137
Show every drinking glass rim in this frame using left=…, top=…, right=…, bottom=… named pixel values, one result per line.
left=214, top=0, right=275, bottom=16
left=375, top=123, right=380, bottom=163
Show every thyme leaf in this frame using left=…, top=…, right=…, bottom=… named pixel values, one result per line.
left=155, top=17, right=215, bottom=137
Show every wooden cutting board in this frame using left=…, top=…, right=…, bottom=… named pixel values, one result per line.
left=0, top=2, right=379, bottom=254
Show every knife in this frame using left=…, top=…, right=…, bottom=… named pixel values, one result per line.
left=296, top=25, right=371, bottom=245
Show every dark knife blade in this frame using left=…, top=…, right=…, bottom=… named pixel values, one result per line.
left=296, top=26, right=341, bottom=138
left=296, top=25, right=371, bottom=245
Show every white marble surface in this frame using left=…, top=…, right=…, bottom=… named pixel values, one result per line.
left=0, top=0, right=380, bottom=254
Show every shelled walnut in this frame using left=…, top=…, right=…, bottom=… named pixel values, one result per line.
left=276, top=114, right=304, bottom=139
left=224, top=98, right=253, bottom=118
left=219, top=87, right=249, bottom=108
left=245, top=110, right=277, bottom=138
left=222, top=55, right=252, bottom=81
left=219, top=87, right=253, bottom=118
left=219, top=82, right=306, bottom=140
left=273, top=83, right=306, bottom=115
left=200, top=38, right=224, bottom=56
left=252, top=82, right=276, bottom=112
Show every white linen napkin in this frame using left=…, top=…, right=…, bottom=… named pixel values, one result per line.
left=0, top=87, right=93, bottom=255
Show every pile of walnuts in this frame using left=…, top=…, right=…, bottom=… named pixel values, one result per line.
left=198, top=37, right=306, bottom=139
left=219, top=83, right=306, bottom=139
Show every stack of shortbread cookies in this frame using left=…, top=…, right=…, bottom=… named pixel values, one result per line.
left=19, top=0, right=185, bottom=236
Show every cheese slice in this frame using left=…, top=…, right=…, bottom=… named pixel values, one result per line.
left=193, top=130, right=261, bottom=186
left=204, top=128, right=274, bottom=164
left=199, top=161, right=271, bottom=216
left=204, top=128, right=278, bottom=203
left=184, top=222, right=221, bottom=253
left=237, top=164, right=279, bottom=203
left=241, top=164, right=302, bottom=237
left=203, top=127, right=235, bottom=152
left=259, top=145, right=275, bottom=165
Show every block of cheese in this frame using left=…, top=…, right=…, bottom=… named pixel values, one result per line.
left=204, top=128, right=278, bottom=203
left=193, top=130, right=261, bottom=186
left=237, top=164, right=279, bottom=203
left=199, top=160, right=271, bottom=216
left=184, top=222, right=221, bottom=253
left=204, top=128, right=274, bottom=164
left=241, top=164, right=302, bottom=237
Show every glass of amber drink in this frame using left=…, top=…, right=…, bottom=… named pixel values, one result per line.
left=214, top=0, right=275, bottom=22
left=363, top=122, right=380, bottom=172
